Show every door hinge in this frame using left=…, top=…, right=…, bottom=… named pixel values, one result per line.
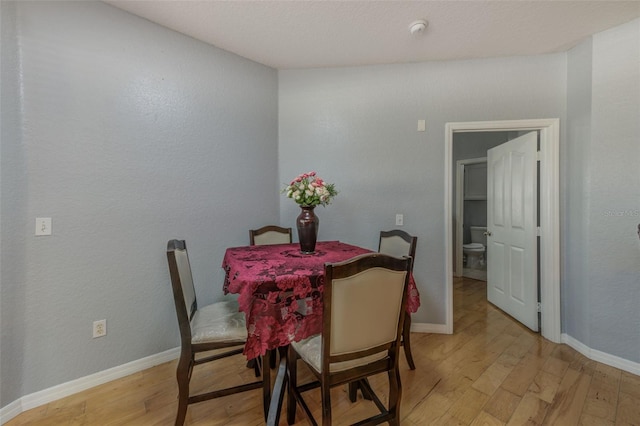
left=537, top=302, right=542, bottom=313
left=537, top=227, right=541, bottom=236
left=537, top=151, right=541, bottom=161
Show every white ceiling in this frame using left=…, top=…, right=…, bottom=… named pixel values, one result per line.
left=103, top=0, right=640, bottom=70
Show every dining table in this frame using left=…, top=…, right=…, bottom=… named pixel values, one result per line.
left=221, top=240, right=421, bottom=424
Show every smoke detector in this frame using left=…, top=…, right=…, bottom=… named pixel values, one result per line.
left=409, top=19, right=428, bottom=35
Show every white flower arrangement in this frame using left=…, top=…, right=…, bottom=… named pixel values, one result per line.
left=283, top=171, right=337, bottom=207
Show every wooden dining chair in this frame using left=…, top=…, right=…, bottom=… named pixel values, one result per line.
left=166, top=239, right=266, bottom=425
left=249, top=225, right=292, bottom=246
left=249, top=225, right=293, bottom=369
left=287, top=253, right=412, bottom=426
left=379, top=229, right=418, bottom=370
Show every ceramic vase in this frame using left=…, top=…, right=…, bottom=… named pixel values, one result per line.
left=296, top=206, right=319, bottom=254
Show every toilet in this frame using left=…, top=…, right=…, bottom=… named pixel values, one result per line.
left=463, top=226, right=487, bottom=268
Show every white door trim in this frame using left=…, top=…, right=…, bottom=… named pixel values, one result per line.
left=444, top=119, right=560, bottom=343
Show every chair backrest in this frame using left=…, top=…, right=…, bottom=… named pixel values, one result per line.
left=322, top=253, right=411, bottom=365
left=250, top=225, right=292, bottom=246
left=379, top=229, right=417, bottom=270
left=167, top=239, right=197, bottom=341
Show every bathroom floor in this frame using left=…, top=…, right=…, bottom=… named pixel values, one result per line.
left=463, top=255, right=487, bottom=281
left=463, top=267, right=486, bottom=281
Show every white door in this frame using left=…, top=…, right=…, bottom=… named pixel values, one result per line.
left=486, top=131, right=538, bottom=331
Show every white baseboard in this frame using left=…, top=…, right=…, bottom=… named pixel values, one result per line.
left=561, top=333, right=640, bottom=376
left=0, top=347, right=180, bottom=425
left=412, top=324, right=640, bottom=376
left=0, top=401, right=21, bottom=426
left=410, top=321, right=450, bottom=334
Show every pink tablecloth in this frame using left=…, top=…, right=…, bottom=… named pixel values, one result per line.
left=222, top=241, right=420, bottom=359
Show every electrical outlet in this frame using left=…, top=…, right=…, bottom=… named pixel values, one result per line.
left=93, top=319, right=106, bottom=338
left=396, top=214, right=404, bottom=226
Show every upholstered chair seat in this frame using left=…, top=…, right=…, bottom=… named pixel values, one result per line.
left=291, top=335, right=388, bottom=373
left=190, top=300, right=247, bottom=344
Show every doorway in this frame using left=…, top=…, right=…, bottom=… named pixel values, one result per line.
left=455, top=157, right=488, bottom=281
left=444, top=119, right=560, bottom=343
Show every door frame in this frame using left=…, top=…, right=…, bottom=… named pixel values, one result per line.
left=455, top=157, right=487, bottom=278
left=444, top=119, right=560, bottom=343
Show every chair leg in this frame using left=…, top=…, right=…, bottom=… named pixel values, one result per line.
left=267, top=346, right=289, bottom=426
left=358, top=379, right=374, bottom=400
left=403, top=314, right=416, bottom=370
left=262, top=352, right=271, bottom=421
left=321, top=382, right=332, bottom=426
left=348, top=379, right=373, bottom=402
left=175, top=354, right=192, bottom=426
left=286, top=346, right=298, bottom=425
left=348, top=382, right=357, bottom=402
left=387, top=364, right=402, bottom=426
left=254, top=355, right=262, bottom=377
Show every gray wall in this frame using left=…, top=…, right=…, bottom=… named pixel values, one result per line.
left=565, top=19, right=640, bottom=362
left=564, top=35, right=593, bottom=349
left=0, top=1, right=278, bottom=406
left=278, top=55, right=567, bottom=326
left=1, top=1, right=23, bottom=408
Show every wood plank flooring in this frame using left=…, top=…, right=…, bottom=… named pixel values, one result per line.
left=6, top=277, right=640, bottom=425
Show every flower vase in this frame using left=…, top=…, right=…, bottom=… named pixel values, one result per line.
left=296, top=206, right=319, bottom=254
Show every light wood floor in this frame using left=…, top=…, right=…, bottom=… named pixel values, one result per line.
left=7, top=277, right=640, bottom=425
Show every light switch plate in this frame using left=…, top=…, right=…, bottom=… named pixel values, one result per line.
left=35, top=218, right=52, bottom=236
left=395, top=214, right=404, bottom=226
